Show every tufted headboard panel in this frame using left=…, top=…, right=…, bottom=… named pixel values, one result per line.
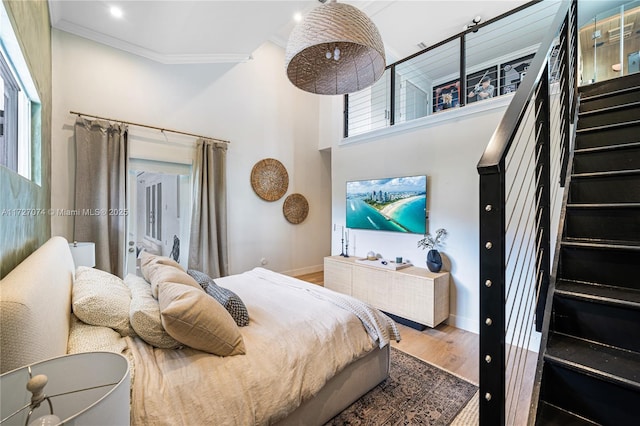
left=0, top=236, right=75, bottom=373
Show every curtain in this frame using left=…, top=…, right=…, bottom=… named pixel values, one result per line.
left=74, top=117, right=128, bottom=276
left=189, top=138, right=228, bottom=277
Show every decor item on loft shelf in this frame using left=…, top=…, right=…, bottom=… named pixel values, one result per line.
left=418, top=228, right=447, bottom=273
left=284, top=0, right=386, bottom=95
left=250, top=158, right=289, bottom=201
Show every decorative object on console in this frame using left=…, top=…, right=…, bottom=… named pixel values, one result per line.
left=68, top=241, right=95, bottom=268
left=0, top=352, right=130, bottom=426
left=284, top=0, right=385, bottom=95
left=355, top=258, right=412, bottom=271
left=366, top=251, right=377, bottom=261
left=344, top=228, right=350, bottom=258
left=418, top=228, right=448, bottom=273
left=282, top=193, right=309, bottom=224
left=250, top=158, right=288, bottom=201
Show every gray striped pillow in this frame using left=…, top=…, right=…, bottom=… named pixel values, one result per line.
left=187, top=269, right=250, bottom=327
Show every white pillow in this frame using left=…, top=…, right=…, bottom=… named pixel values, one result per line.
left=72, top=267, right=133, bottom=337
left=125, top=274, right=180, bottom=349
left=67, top=314, right=128, bottom=354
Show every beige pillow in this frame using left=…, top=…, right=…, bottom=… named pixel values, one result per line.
left=125, top=274, right=180, bottom=349
left=158, top=281, right=246, bottom=356
left=140, top=252, right=183, bottom=280
left=139, top=252, right=199, bottom=298
left=72, top=267, right=133, bottom=336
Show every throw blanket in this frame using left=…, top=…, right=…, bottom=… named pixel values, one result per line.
left=248, top=268, right=401, bottom=348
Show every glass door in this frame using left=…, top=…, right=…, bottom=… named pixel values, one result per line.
left=126, top=160, right=191, bottom=276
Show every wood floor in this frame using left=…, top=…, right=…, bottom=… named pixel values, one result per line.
left=295, top=270, right=538, bottom=425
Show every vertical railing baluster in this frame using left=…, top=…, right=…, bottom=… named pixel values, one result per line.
left=560, top=16, right=571, bottom=187
left=570, top=0, right=578, bottom=122
left=460, top=34, right=466, bottom=107
left=390, top=64, right=396, bottom=127
left=479, top=168, right=506, bottom=426
left=534, top=65, right=551, bottom=332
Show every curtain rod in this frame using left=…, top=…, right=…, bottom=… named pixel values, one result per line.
left=70, top=110, right=230, bottom=144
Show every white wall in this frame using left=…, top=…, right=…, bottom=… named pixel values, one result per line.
left=330, top=99, right=511, bottom=333
left=51, top=29, right=331, bottom=276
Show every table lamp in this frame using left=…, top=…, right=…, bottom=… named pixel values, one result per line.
left=68, top=242, right=95, bottom=268
left=0, top=352, right=130, bottom=425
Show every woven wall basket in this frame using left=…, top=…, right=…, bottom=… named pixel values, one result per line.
left=283, top=193, right=309, bottom=224
left=250, top=158, right=289, bottom=201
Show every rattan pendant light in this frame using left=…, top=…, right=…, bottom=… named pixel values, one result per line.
left=285, top=0, right=386, bottom=95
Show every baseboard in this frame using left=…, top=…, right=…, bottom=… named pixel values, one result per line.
left=282, top=264, right=323, bottom=277
left=446, top=314, right=479, bottom=334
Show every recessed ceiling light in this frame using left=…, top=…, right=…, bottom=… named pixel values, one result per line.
left=110, top=6, right=123, bottom=19
left=293, top=12, right=303, bottom=22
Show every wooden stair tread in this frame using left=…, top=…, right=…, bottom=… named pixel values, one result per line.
left=545, top=333, right=640, bottom=391
left=571, top=169, right=640, bottom=179
left=555, top=280, right=640, bottom=308
left=578, top=100, right=640, bottom=117
left=580, top=84, right=640, bottom=103
left=574, top=141, right=640, bottom=154
left=561, top=239, right=640, bottom=251
left=535, top=401, right=599, bottom=426
left=566, top=203, right=640, bottom=209
left=575, top=119, right=640, bottom=133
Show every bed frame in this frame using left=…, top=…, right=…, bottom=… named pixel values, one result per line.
left=0, top=237, right=389, bottom=425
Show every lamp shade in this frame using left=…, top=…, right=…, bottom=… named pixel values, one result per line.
left=285, top=0, right=386, bottom=95
left=69, top=242, right=95, bottom=268
left=0, top=352, right=130, bottom=426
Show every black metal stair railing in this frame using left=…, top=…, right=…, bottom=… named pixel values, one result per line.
left=476, top=1, right=577, bottom=425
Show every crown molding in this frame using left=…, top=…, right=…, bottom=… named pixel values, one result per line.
left=52, top=19, right=252, bottom=65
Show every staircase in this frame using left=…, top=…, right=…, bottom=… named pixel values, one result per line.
left=534, top=73, right=640, bottom=425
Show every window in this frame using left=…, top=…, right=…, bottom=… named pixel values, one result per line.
left=0, top=2, right=40, bottom=181
left=0, top=52, right=19, bottom=170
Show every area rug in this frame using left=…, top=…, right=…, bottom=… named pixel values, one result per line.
left=325, top=347, right=478, bottom=425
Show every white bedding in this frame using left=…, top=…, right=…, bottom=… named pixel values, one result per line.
left=126, top=268, right=397, bottom=425
left=1, top=238, right=395, bottom=425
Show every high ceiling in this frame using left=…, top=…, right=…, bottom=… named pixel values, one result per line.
left=49, top=0, right=537, bottom=65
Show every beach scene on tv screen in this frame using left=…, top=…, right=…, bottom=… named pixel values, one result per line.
left=346, top=176, right=426, bottom=234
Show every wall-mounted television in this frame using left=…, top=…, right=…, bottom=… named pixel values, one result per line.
left=346, top=175, right=427, bottom=234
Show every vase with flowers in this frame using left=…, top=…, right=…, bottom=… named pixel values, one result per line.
left=417, top=228, right=447, bottom=272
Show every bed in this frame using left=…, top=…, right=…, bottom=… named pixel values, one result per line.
left=0, top=237, right=400, bottom=425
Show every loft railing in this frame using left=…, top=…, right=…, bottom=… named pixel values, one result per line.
left=476, top=1, right=577, bottom=425
left=343, top=0, right=564, bottom=138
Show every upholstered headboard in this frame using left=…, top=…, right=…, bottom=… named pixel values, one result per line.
left=0, top=236, right=75, bottom=373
